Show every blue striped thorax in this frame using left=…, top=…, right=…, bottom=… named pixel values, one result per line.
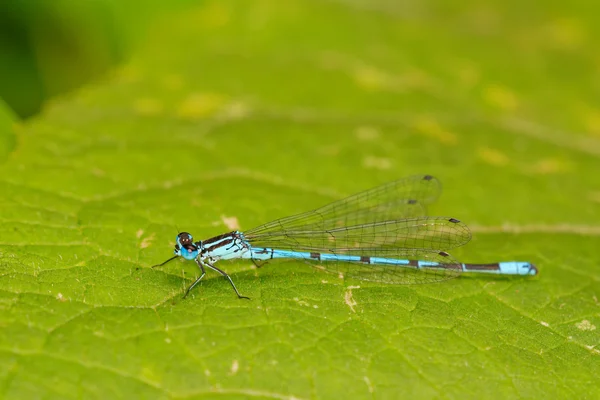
left=175, top=232, right=199, bottom=260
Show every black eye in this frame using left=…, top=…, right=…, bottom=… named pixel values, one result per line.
left=178, top=232, right=193, bottom=245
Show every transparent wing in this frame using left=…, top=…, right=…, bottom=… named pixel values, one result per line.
left=246, top=174, right=443, bottom=239
left=241, top=175, right=469, bottom=284
left=245, top=216, right=471, bottom=253
left=304, top=249, right=462, bottom=284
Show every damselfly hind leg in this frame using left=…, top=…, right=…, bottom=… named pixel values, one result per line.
left=251, top=258, right=268, bottom=268
left=205, top=261, right=250, bottom=300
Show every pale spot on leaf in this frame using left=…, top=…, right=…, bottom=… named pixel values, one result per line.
left=412, top=117, right=458, bottom=145
left=352, top=65, right=429, bottom=92
left=230, top=359, right=239, bottom=375
left=219, top=101, right=251, bottom=120
left=141, top=367, right=158, bottom=382
left=363, top=156, right=391, bottom=170
left=141, top=233, right=156, bottom=249
left=196, top=1, right=230, bottom=28
left=91, top=168, right=106, bottom=177
left=484, top=84, right=519, bottom=110
left=294, top=297, right=310, bottom=307
left=363, top=376, right=374, bottom=393
left=317, top=145, right=340, bottom=156
left=355, top=126, right=380, bottom=141
left=587, top=192, right=600, bottom=203
left=478, top=147, right=509, bottom=166
left=353, top=66, right=389, bottom=91
left=177, top=93, right=228, bottom=120
left=221, top=215, right=240, bottom=230
left=583, top=109, right=600, bottom=137
left=344, top=286, right=360, bottom=313
left=115, top=64, right=140, bottom=84
left=526, top=158, right=570, bottom=174
left=575, top=320, right=596, bottom=331
left=547, top=18, right=585, bottom=50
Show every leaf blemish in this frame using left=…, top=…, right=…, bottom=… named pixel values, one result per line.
left=363, top=156, right=392, bottom=170
left=177, top=92, right=227, bottom=120
left=293, top=297, right=310, bottom=307
left=221, top=101, right=251, bottom=120
left=363, top=376, right=374, bottom=393
left=221, top=215, right=240, bottom=230
left=575, top=320, right=596, bottom=331
left=355, top=126, right=380, bottom=141
left=141, top=233, right=156, bottom=249
left=230, top=360, right=239, bottom=375
left=344, top=286, right=360, bottom=313
left=91, top=167, right=106, bottom=177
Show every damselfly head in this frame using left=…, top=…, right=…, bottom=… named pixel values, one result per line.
left=175, top=232, right=198, bottom=260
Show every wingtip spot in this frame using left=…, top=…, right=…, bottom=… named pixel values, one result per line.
left=529, top=264, right=538, bottom=275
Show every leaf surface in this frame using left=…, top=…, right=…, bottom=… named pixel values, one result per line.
left=1, top=1, right=599, bottom=399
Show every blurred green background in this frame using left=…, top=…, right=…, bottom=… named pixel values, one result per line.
left=0, top=0, right=194, bottom=118
left=1, top=0, right=599, bottom=399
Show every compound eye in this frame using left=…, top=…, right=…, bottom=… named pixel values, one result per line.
left=178, top=232, right=193, bottom=245
left=177, top=232, right=198, bottom=252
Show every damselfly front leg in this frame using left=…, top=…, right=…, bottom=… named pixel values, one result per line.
left=182, top=258, right=206, bottom=299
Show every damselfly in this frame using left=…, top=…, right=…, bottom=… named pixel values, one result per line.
left=153, top=175, right=537, bottom=299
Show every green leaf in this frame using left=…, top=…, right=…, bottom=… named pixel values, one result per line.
left=1, top=0, right=599, bottom=398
